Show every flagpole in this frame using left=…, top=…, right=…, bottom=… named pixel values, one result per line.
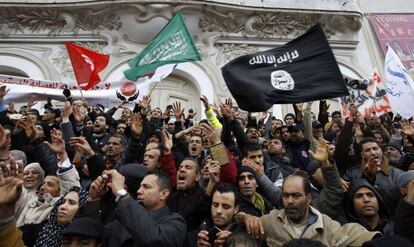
left=78, top=85, right=85, bottom=100
left=148, top=80, right=160, bottom=97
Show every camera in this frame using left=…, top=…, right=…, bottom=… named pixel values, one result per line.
left=102, top=174, right=112, bottom=184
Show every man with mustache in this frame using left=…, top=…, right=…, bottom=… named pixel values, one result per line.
left=344, top=137, right=404, bottom=214
left=345, top=179, right=393, bottom=236
left=238, top=171, right=378, bottom=246
left=168, top=158, right=211, bottom=247
left=237, top=166, right=273, bottom=216
left=197, top=184, right=251, bottom=247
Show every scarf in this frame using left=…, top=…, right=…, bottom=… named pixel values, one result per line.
left=254, top=192, right=266, bottom=216
left=34, top=186, right=88, bottom=247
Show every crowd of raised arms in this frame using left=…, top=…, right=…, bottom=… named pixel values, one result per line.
left=1, top=85, right=414, bottom=247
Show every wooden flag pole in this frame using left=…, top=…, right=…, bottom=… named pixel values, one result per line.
left=148, top=80, right=160, bottom=97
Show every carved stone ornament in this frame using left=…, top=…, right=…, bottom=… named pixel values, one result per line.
left=215, top=44, right=259, bottom=66
left=0, top=7, right=122, bottom=36
left=200, top=8, right=361, bottom=39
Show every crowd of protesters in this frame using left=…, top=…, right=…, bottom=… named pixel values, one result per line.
left=1, top=85, right=414, bottom=247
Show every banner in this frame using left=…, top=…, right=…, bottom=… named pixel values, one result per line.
left=368, top=14, right=414, bottom=78
left=0, top=67, right=175, bottom=108
left=65, top=43, right=110, bottom=90
left=384, top=46, right=414, bottom=119
left=340, top=71, right=391, bottom=117
left=124, top=11, right=200, bottom=81
left=221, top=23, right=348, bottom=112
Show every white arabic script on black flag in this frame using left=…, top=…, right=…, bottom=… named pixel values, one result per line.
left=221, top=23, right=349, bottom=112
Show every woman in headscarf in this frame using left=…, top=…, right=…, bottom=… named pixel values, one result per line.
left=21, top=186, right=88, bottom=247
left=22, top=162, right=44, bottom=193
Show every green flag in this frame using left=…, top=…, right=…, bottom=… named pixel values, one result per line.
left=124, top=11, right=201, bottom=81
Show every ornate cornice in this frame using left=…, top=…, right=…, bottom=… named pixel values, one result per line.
left=0, top=7, right=122, bottom=37
left=200, top=8, right=361, bottom=40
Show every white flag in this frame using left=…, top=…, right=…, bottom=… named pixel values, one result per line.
left=384, top=46, right=414, bottom=119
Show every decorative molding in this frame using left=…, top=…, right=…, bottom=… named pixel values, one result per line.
left=0, top=7, right=122, bottom=37
left=215, top=44, right=259, bottom=66
left=200, top=8, right=361, bottom=40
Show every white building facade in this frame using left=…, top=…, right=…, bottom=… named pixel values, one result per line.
left=0, top=0, right=412, bottom=119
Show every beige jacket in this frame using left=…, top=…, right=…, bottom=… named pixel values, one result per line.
left=261, top=206, right=341, bottom=247
left=261, top=206, right=379, bottom=247
left=15, top=159, right=80, bottom=227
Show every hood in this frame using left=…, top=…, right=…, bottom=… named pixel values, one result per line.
left=345, top=179, right=390, bottom=222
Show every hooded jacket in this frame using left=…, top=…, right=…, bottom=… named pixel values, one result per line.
left=345, top=179, right=393, bottom=236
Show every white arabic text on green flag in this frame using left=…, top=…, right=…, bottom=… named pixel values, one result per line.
left=124, top=11, right=201, bottom=81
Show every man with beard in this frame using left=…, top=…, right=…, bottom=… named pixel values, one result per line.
left=197, top=184, right=249, bottom=247
left=168, top=158, right=210, bottom=247
left=279, top=126, right=291, bottom=145
left=381, top=143, right=403, bottom=168
left=285, top=124, right=311, bottom=172
left=90, top=114, right=111, bottom=153
left=345, top=179, right=393, bottom=236
left=239, top=172, right=378, bottom=246
left=344, top=137, right=404, bottom=214
left=237, top=166, right=273, bottom=216
left=266, top=138, right=295, bottom=184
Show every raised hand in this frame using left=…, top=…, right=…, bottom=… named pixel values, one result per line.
left=0, top=85, right=10, bottom=100
left=308, top=138, right=329, bottom=166
left=162, top=131, right=173, bottom=155
left=72, top=104, right=86, bottom=123
left=61, top=101, right=73, bottom=120
left=130, top=113, right=143, bottom=138
left=69, top=136, right=95, bottom=157
left=363, top=157, right=381, bottom=180
left=45, top=134, right=68, bottom=161
left=172, top=102, right=184, bottom=121
left=208, top=160, right=221, bottom=184
left=0, top=177, right=22, bottom=209
left=139, top=95, right=151, bottom=110
left=402, top=120, right=414, bottom=137
left=320, top=100, right=330, bottom=113
left=220, top=98, right=235, bottom=121
left=200, top=95, right=210, bottom=110
left=199, top=123, right=220, bottom=145
left=16, top=117, right=36, bottom=141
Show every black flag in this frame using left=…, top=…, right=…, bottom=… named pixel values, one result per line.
left=221, top=23, right=348, bottom=112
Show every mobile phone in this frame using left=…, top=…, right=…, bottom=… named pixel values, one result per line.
left=208, top=226, right=221, bottom=246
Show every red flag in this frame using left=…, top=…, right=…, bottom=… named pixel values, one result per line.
left=65, top=43, right=109, bottom=90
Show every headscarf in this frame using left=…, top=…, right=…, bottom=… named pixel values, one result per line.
left=23, top=162, right=45, bottom=192
left=34, top=186, right=88, bottom=247
left=10, top=149, right=27, bottom=167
